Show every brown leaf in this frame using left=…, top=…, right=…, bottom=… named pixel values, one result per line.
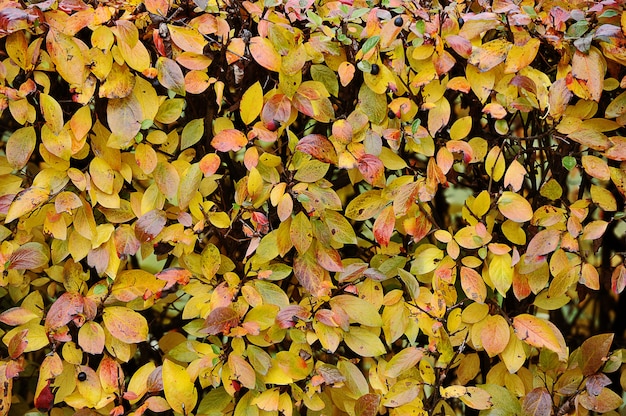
left=293, top=249, right=331, bottom=297
left=355, top=393, right=381, bottom=416
left=580, top=333, right=613, bottom=376
left=521, top=387, right=551, bottom=416
left=202, top=306, right=240, bottom=335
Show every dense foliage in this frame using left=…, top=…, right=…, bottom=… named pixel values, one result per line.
left=1, top=0, right=626, bottom=414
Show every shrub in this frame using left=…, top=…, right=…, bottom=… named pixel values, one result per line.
left=1, top=0, right=626, bottom=414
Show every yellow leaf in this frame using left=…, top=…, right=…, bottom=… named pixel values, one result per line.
left=163, top=359, right=198, bottom=414
left=591, top=184, right=617, bottom=211
left=6, top=126, right=36, bottom=170
left=290, top=211, right=312, bottom=255
left=168, top=24, right=206, bottom=54
left=46, top=29, right=85, bottom=87
left=504, top=38, right=540, bottom=74
left=485, top=146, right=505, bottom=181
left=503, top=159, right=526, bottom=192
left=330, top=295, right=382, bottom=328
left=103, top=306, right=148, bottom=343
left=512, top=314, right=567, bottom=361
left=489, top=253, right=513, bottom=296
left=344, top=327, right=387, bottom=358
left=240, top=81, right=264, bottom=125
left=449, top=116, right=472, bottom=140
left=40, top=93, right=64, bottom=134
left=5, top=187, right=50, bottom=224
left=90, top=157, right=115, bottom=194
left=497, top=191, right=533, bottom=223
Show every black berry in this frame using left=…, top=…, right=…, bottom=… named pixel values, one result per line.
left=77, top=372, right=87, bottom=381
left=394, top=16, right=403, bottom=27
left=388, top=109, right=396, bottom=119
left=371, top=64, right=380, bottom=75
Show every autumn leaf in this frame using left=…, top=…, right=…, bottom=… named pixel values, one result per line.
left=103, top=306, right=149, bottom=343
left=163, top=359, right=197, bottom=414
left=8, top=242, right=49, bottom=270
left=513, top=314, right=567, bottom=360
left=201, top=306, right=239, bottom=335
left=211, top=129, right=248, bottom=152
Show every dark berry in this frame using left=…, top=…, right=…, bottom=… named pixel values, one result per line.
left=388, top=109, right=396, bottom=119
left=370, top=64, right=380, bottom=75
left=77, top=372, right=87, bottom=381
left=394, top=16, right=403, bottom=27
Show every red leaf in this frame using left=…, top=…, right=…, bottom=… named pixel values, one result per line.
left=276, top=305, right=310, bottom=329
left=357, top=154, right=385, bottom=187
left=34, top=380, right=54, bottom=412
left=373, top=205, right=395, bottom=246
left=295, top=134, right=338, bottom=164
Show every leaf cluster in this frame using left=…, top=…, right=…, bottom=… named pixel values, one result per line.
left=0, top=0, right=626, bottom=415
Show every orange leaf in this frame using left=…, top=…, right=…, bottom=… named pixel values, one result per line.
left=497, top=191, right=533, bottom=223
left=357, top=154, right=385, bottom=187
left=460, top=266, right=487, bottom=303
left=211, top=129, right=248, bottom=152
left=44, top=292, right=84, bottom=331
left=480, top=315, right=510, bottom=357
left=249, top=37, right=281, bottom=72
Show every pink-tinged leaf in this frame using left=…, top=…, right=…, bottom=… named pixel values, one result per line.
left=276, top=305, right=311, bottom=329
left=605, top=136, right=626, bottom=161
left=261, top=93, right=292, bottom=126
left=521, top=387, right=551, bottom=416
left=445, top=35, right=472, bottom=58
left=0, top=307, right=39, bottom=326
left=78, top=321, right=105, bottom=355
left=155, top=268, right=192, bottom=290
left=99, top=355, right=123, bottom=393
left=294, top=249, right=332, bottom=297
left=460, top=266, right=487, bottom=303
left=114, top=224, right=141, bottom=256
left=8, top=242, right=48, bottom=270
left=156, top=57, right=185, bottom=96
left=497, top=191, right=533, bottom=223
left=249, top=37, right=281, bottom=72
left=358, top=154, right=385, bottom=187
left=513, top=314, right=567, bottom=360
left=571, top=48, right=605, bottom=102
left=103, top=306, right=148, bottom=343
left=44, top=292, right=84, bottom=331
left=373, top=205, right=395, bottom=246
left=201, top=306, right=240, bottom=335
left=211, top=129, right=248, bottom=152
left=135, top=209, right=167, bottom=242
left=526, top=229, right=561, bottom=260
left=315, top=242, right=344, bottom=272
left=296, top=134, right=338, bottom=164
